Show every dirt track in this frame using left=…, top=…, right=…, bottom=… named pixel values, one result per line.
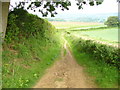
left=33, top=38, right=97, bottom=88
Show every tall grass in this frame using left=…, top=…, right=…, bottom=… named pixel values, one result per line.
left=2, top=34, right=61, bottom=88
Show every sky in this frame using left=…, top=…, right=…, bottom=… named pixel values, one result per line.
left=67, top=0, right=118, bottom=14
left=10, top=0, right=118, bottom=16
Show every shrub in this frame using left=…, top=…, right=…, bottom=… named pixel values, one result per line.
left=5, top=14, right=19, bottom=43
left=104, top=16, right=120, bottom=27
left=66, top=35, right=120, bottom=69
left=5, top=8, right=55, bottom=43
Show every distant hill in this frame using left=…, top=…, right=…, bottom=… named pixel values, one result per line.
left=45, top=18, right=66, bottom=22
left=46, top=12, right=117, bottom=23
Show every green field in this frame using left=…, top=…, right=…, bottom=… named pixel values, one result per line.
left=51, top=21, right=118, bottom=44
left=72, top=28, right=118, bottom=43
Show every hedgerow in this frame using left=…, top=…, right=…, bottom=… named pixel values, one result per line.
left=66, top=35, right=120, bottom=69
left=5, top=8, right=55, bottom=43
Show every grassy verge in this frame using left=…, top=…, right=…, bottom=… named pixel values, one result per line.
left=2, top=34, right=61, bottom=88
left=2, top=8, right=62, bottom=88
left=65, top=34, right=119, bottom=88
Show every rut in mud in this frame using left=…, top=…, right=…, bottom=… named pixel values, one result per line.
left=33, top=37, right=97, bottom=88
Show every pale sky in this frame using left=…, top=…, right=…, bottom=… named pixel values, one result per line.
left=55, top=0, right=118, bottom=14
left=10, top=0, right=118, bottom=16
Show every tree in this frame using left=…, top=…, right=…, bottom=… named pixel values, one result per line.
left=11, top=0, right=104, bottom=17
left=104, top=16, right=120, bottom=27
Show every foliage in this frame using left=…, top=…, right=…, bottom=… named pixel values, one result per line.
left=11, top=0, right=103, bottom=17
left=104, top=16, right=120, bottom=27
left=2, top=34, right=61, bottom=88
left=5, top=14, right=19, bottom=43
left=71, top=26, right=108, bottom=31
left=3, top=8, right=62, bottom=88
left=65, top=35, right=120, bottom=69
left=65, top=34, right=118, bottom=88
left=5, top=8, right=55, bottom=43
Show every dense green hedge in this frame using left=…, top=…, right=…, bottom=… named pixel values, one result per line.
left=5, top=8, right=55, bottom=43
left=70, top=26, right=108, bottom=31
left=66, top=35, right=120, bottom=69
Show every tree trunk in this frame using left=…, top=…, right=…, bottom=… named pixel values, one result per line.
left=0, top=1, right=10, bottom=42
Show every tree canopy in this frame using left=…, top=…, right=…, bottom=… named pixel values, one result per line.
left=104, top=16, right=120, bottom=27
left=11, top=0, right=104, bottom=17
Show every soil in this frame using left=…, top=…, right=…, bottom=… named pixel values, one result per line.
left=33, top=37, right=97, bottom=88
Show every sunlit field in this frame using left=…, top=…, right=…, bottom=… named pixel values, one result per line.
left=50, top=21, right=118, bottom=44
left=50, top=21, right=105, bottom=29
left=72, top=28, right=118, bottom=43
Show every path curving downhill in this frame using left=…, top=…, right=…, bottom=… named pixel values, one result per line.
left=33, top=36, right=97, bottom=88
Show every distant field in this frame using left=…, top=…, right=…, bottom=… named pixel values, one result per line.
left=50, top=21, right=118, bottom=44
left=72, top=28, right=118, bottom=43
left=50, top=21, right=105, bottom=29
